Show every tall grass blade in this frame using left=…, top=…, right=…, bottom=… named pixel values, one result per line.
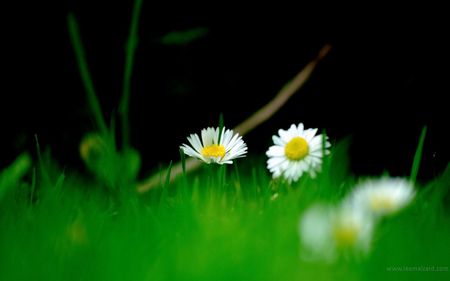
left=67, top=13, right=108, bottom=135
left=119, top=0, right=144, bottom=149
left=410, top=126, right=427, bottom=184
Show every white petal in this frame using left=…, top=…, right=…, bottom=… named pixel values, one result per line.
left=212, top=127, right=220, bottom=145
left=309, top=150, right=323, bottom=158
left=226, top=133, right=240, bottom=151
left=266, top=146, right=284, bottom=157
left=297, top=123, right=304, bottom=135
left=267, top=157, right=286, bottom=169
left=278, top=129, right=291, bottom=143
left=188, top=134, right=203, bottom=153
left=272, top=135, right=285, bottom=146
left=221, top=129, right=233, bottom=147
left=287, top=124, right=298, bottom=138
left=181, top=145, right=202, bottom=159
left=201, top=129, right=212, bottom=147
left=303, top=128, right=318, bottom=142
left=227, top=138, right=246, bottom=155
left=309, top=135, right=322, bottom=148
left=219, top=127, right=226, bottom=143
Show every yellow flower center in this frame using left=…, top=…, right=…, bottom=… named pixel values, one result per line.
left=284, top=137, right=309, bottom=160
left=333, top=224, right=358, bottom=247
left=201, top=144, right=226, bottom=158
left=370, top=195, right=395, bottom=212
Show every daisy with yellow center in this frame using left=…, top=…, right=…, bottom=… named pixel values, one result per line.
left=331, top=206, right=373, bottom=252
left=346, top=178, right=415, bottom=216
left=299, top=203, right=373, bottom=261
left=180, top=127, right=247, bottom=164
left=266, top=123, right=330, bottom=182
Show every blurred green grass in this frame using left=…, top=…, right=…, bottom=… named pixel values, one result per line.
left=1, top=141, right=448, bottom=281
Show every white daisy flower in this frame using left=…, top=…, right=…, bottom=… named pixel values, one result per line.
left=347, top=177, right=415, bottom=216
left=266, top=123, right=330, bottom=182
left=299, top=203, right=374, bottom=261
left=180, top=127, right=247, bottom=164
left=331, top=204, right=374, bottom=253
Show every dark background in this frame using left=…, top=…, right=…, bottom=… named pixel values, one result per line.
left=1, top=2, right=448, bottom=182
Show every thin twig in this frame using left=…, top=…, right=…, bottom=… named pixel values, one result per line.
left=137, top=44, right=332, bottom=193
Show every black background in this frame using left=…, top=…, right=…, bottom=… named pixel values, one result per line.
left=1, top=2, right=448, bottom=182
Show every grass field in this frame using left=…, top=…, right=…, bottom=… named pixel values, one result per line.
left=1, top=137, right=449, bottom=281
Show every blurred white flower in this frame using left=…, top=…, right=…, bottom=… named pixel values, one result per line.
left=266, top=123, right=330, bottom=182
left=180, top=127, right=247, bottom=164
left=332, top=204, right=374, bottom=253
left=346, top=177, right=415, bottom=216
left=299, top=203, right=374, bottom=261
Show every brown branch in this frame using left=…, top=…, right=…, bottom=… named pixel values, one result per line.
left=136, top=44, right=332, bottom=193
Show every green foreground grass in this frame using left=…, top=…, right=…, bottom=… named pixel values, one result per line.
left=1, top=141, right=449, bottom=281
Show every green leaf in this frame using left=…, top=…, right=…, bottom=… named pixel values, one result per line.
left=160, top=27, right=208, bottom=46
left=0, top=153, right=32, bottom=202
left=121, top=148, right=142, bottom=182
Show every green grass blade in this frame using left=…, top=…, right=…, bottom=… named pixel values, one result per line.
left=179, top=149, right=189, bottom=199
left=218, top=165, right=227, bottom=192
left=410, top=126, right=427, bottom=184
left=164, top=161, right=173, bottom=187
left=180, top=148, right=186, bottom=176
left=67, top=13, right=108, bottom=135
left=162, top=161, right=173, bottom=196
left=218, top=113, right=224, bottom=142
left=30, top=167, right=36, bottom=203
left=233, top=161, right=241, bottom=195
left=55, top=172, right=66, bottom=190
left=321, top=128, right=327, bottom=160
left=119, top=0, right=144, bottom=149
left=34, top=135, right=51, bottom=185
